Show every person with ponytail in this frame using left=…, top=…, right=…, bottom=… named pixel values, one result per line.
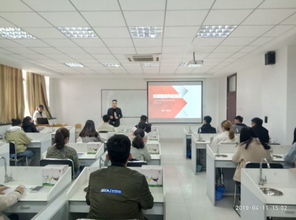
left=46, top=128, right=80, bottom=172
left=211, top=120, right=236, bottom=147
left=232, top=127, right=272, bottom=182
left=130, top=129, right=151, bottom=162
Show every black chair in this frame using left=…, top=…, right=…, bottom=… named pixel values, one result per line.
left=127, top=160, right=147, bottom=167
left=9, top=142, right=28, bottom=166
left=40, top=158, right=75, bottom=179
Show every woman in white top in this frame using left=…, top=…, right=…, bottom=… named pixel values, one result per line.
left=211, top=120, right=236, bottom=147
left=32, top=104, right=47, bottom=124
left=131, top=129, right=151, bottom=162
left=0, top=185, right=24, bottom=220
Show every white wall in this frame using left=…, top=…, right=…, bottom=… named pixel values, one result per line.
left=49, top=77, right=222, bottom=139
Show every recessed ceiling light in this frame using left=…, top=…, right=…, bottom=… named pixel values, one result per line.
left=103, top=63, right=120, bottom=68
left=0, top=27, right=35, bottom=39
left=64, top=62, right=84, bottom=68
left=58, top=27, right=97, bottom=39
left=197, top=25, right=237, bottom=38
left=143, top=63, right=159, bottom=67
left=130, top=26, right=162, bottom=39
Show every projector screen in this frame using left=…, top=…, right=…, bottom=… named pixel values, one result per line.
left=147, top=81, right=203, bottom=123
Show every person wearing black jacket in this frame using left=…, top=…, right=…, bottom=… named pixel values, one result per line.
left=22, top=116, right=38, bottom=133
left=107, top=100, right=122, bottom=127
left=233, top=115, right=247, bottom=133
left=198, top=116, right=216, bottom=133
left=251, top=117, right=270, bottom=149
left=135, top=115, right=152, bottom=133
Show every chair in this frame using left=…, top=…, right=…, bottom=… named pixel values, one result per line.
left=40, top=158, right=75, bottom=179
left=9, top=142, right=28, bottom=166
left=127, top=160, right=147, bottom=167
left=233, top=162, right=284, bottom=215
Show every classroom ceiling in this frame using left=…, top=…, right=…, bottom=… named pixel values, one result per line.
left=1, top=0, right=296, bottom=78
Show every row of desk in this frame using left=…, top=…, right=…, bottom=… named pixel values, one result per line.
left=0, top=126, right=165, bottom=220
left=185, top=131, right=296, bottom=219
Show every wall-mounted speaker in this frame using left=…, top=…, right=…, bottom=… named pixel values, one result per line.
left=265, top=51, right=276, bottom=65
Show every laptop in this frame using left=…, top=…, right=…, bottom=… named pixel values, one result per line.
left=36, top=118, right=49, bottom=125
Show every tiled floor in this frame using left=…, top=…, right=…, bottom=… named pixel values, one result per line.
left=161, top=139, right=240, bottom=220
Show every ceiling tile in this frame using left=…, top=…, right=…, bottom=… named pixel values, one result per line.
left=40, top=12, right=88, bottom=26
left=84, top=47, right=110, bottom=54
left=18, top=39, right=49, bottom=47
left=120, top=0, right=165, bottom=10
left=222, top=37, right=256, bottom=46
left=230, top=25, right=272, bottom=37
left=213, top=0, right=262, bottom=9
left=109, top=47, right=136, bottom=54
left=204, top=10, right=252, bottom=25
left=124, top=11, right=164, bottom=26
left=164, top=26, right=199, bottom=38
left=133, top=39, right=161, bottom=47
left=0, top=39, right=23, bottom=47
left=22, top=27, right=65, bottom=39
left=213, top=46, right=242, bottom=53
left=22, top=0, right=75, bottom=11
left=264, top=25, right=295, bottom=36
left=250, top=36, right=273, bottom=46
left=281, top=13, right=296, bottom=24
left=94, top=27, right=130, bottom=38
left=0, top=17, right=14, bottom=26
left=0, top=12, right=51, bottom=27
left=243, top=9, right=296, bottom=25
left=0, top=0, right=32, bottom=12
left=44, top=39, right=77, bottom=47
left=103, top=38, right=134, bottom=47
left=72, top=39, right=105, bottom=47
left=166, top=10, right=208, bottom=26
left=193, top=38, right=224, bottom=46
left=136, top=47, right=161, bottom=53
left=163, top=38, right=191, bottom=47
left=167, top=0, right=214, bottom=10
left=71, top=0, right=120, bottom=11
left=82, top=11, right=125, bottom=27
left=260, top=0, right=296, bottom=8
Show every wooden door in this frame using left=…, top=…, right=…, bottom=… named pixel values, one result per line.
left=227, top=74, right=237, bottom=121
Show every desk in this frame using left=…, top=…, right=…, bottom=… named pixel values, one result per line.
left=2, top=166, right=71, bottom=215
left=67, top=167, right=164, bottom=220
left=191, top=133, right=216, bottom=174
left=184, top=128, right=192, bottom=159
left=26, top=133, right=52, bottom=166
left=206, top=144, right=287, bottom=206
left=0, top=142, right=9, bottom=164
left=241, top=168, right=296, bottom=219
left=147, top=140, right=161, bottom=165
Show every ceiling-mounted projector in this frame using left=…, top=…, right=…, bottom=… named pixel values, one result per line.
left=187, top=52, right=204, bottom=68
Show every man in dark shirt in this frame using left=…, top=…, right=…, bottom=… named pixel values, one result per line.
left=251, top=117, right=270, bottom=149
left=107, top=99, right=122, bottom=127
left=198, top=115, right=216, bottom=133
left=86, top=134, right=154, bottom=219
left=233, top=115, right=247, bottom=133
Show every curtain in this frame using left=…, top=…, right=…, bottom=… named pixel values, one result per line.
left=26, top=72, right=52, bottom=118
left=0, top=64, right=24, bottom=123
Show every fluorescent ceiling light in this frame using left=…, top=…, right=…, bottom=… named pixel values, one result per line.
left=64, top=62, right=84, bottom=68
left=197, top=25, right=237, bottom=38
left=130, top=26, right=162, bottom=39
left=58, top=27, right=97, bottom=39
left=103, top=63, right=120, bottom=68
left=143, top=63, right=159, bottom=67
left=0, top=27, right=35, bottom=39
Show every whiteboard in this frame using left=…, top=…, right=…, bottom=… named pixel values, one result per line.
left=101, top=89, right=147, bottom=118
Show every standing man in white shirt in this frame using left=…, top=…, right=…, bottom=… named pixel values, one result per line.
left=32, top=104, right=47, bottom=124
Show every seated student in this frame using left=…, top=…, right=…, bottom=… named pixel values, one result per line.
left=5, top=119, right=34, bottom=162
left=97, top=115, right=116, bottom=132
left=251, top=117, right=270, bottom=149
left=131, top=129, right=151, bottom=162
left=136, top=115, right=152, bottom=133
left=32, top=104, right=47, bottom=124
left=232, top=127, right=272, bottom=183
left=284, top=128, right=296, bottom=168
left=22, top=116, right=38, bottom=133
left=198, top=115, right=216, bottom=133
left=79, top=120, right=101, bottom=143
left=86, top=134, right=154, bottom=220
left=232, top=115, right=247, bottom=133
left=211, top=120, right=236, bottom=147
left=0, top=185, right=24, bottom=220
left=46, top=128, right=80, bottom=173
